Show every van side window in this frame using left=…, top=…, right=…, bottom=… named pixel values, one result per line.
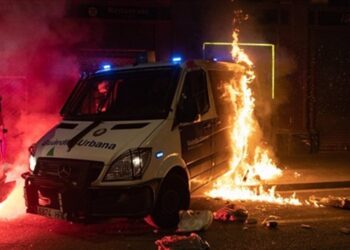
left=183, top=70, right=210, bottom=115
left=208, top=70, right=234, bottom=116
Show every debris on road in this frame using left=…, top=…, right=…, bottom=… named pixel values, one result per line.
left=262, top=215, right=279, bottom=229
left=301, top=224, right=312, bottom=229
left=263, top=220, right=278, bottom=229
left=213, top=204, right=248, bottom=223
left=177, top=210, right=213, bottom=232
left=309, top=195, right=350, bottom=210
left=340, top=227, right=350, bottom=235
left=155, top=233, right=210, bottom=250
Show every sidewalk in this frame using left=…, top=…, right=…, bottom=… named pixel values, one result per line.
left=194, top=152, right=350, bottom=195
left=269, top=152, right=350, bottom=191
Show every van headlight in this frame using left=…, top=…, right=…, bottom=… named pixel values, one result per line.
left=104, top=148, right=152, bottom=181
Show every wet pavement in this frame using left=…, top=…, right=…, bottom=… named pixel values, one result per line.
left=1, top=152, right=350, bottom=249
left=1, top=189, right=350, bottom=250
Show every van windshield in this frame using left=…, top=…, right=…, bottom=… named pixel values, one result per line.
left=62, top=66, right=180, bottom=120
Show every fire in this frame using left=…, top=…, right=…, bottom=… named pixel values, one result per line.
left=0, top=114, right=59, bottom=219
left=207, top=29, right=301, bottom=205
left=0, top=166, right=26, bottom=220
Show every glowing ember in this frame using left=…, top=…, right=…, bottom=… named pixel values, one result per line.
left=207, top=28, right=301, bottom=206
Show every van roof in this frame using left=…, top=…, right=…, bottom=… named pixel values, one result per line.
left=94, top=60, right=241, bottom=75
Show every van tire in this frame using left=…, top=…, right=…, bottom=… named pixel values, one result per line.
left=151, top=173, right=190, bottom=229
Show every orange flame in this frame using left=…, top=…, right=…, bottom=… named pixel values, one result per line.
left=0, top=166, right=26, bottom=220
left=207, top=30, right=301, bottom=205
left=0, top=114, right=59, bottom=219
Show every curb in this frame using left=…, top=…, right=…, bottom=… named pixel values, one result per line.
left=273, top=181, right=350, bottom=192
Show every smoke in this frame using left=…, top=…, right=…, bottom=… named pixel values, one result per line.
left=0, top=0, right=88, bottom=165
left=0, top=0, right=91, bottom=219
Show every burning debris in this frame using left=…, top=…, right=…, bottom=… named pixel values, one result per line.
left=309, top=195, right=350, bottom=209
left=206, top=17, right=301, bottom=206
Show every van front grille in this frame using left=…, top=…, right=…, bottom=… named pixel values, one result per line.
left=34, top=158, right=104, bottom=186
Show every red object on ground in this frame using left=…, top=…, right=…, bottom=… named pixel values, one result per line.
left=213, top=204, right=248, bottom=222
left=155, top=233, right=210, bottom=250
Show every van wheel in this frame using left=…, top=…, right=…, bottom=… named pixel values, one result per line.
left=151, top=173, right=190, bottom=229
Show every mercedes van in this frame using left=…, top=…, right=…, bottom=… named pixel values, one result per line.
left=23, top=60, right=242, bottom=228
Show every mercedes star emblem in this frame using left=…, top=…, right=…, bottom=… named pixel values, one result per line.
left=58, top=165, right=72, bottom=179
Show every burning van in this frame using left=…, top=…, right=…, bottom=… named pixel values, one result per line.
left=23, top=59, right=240, bottom=228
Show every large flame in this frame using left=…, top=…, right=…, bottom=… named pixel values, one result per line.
left=207, top=30, right=301, bottom=205
left=0, top=114, right=59, bottom=219
left=0, top=164, right=26, bottom=219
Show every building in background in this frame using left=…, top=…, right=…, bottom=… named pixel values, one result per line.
left=236, top=0, right=350, bottom=153
left=66, top=0, right=173, bottom=70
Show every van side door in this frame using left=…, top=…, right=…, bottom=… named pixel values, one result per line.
left=208, top=70, right=233, bottom=180
left=177, top=69, right=213, bottom=191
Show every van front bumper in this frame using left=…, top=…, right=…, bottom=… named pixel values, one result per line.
left=23, top=173, right=161, bottom=221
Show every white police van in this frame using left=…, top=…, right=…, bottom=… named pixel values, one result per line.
left=23, top=59, right=241, bottom=228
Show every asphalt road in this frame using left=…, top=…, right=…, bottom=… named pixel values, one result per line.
left=1, top=187, right=350, bottom=250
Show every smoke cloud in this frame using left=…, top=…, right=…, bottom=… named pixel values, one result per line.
left=0, top=0, right=91, bottom=218
left=0, top=0, right=88, bottom=165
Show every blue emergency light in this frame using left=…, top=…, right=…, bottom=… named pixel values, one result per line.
left=102, top=64, right=111, bottom=70
left=172, top=57, right=182, bottom=63
left=155, top=151, right=164, bottom=159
